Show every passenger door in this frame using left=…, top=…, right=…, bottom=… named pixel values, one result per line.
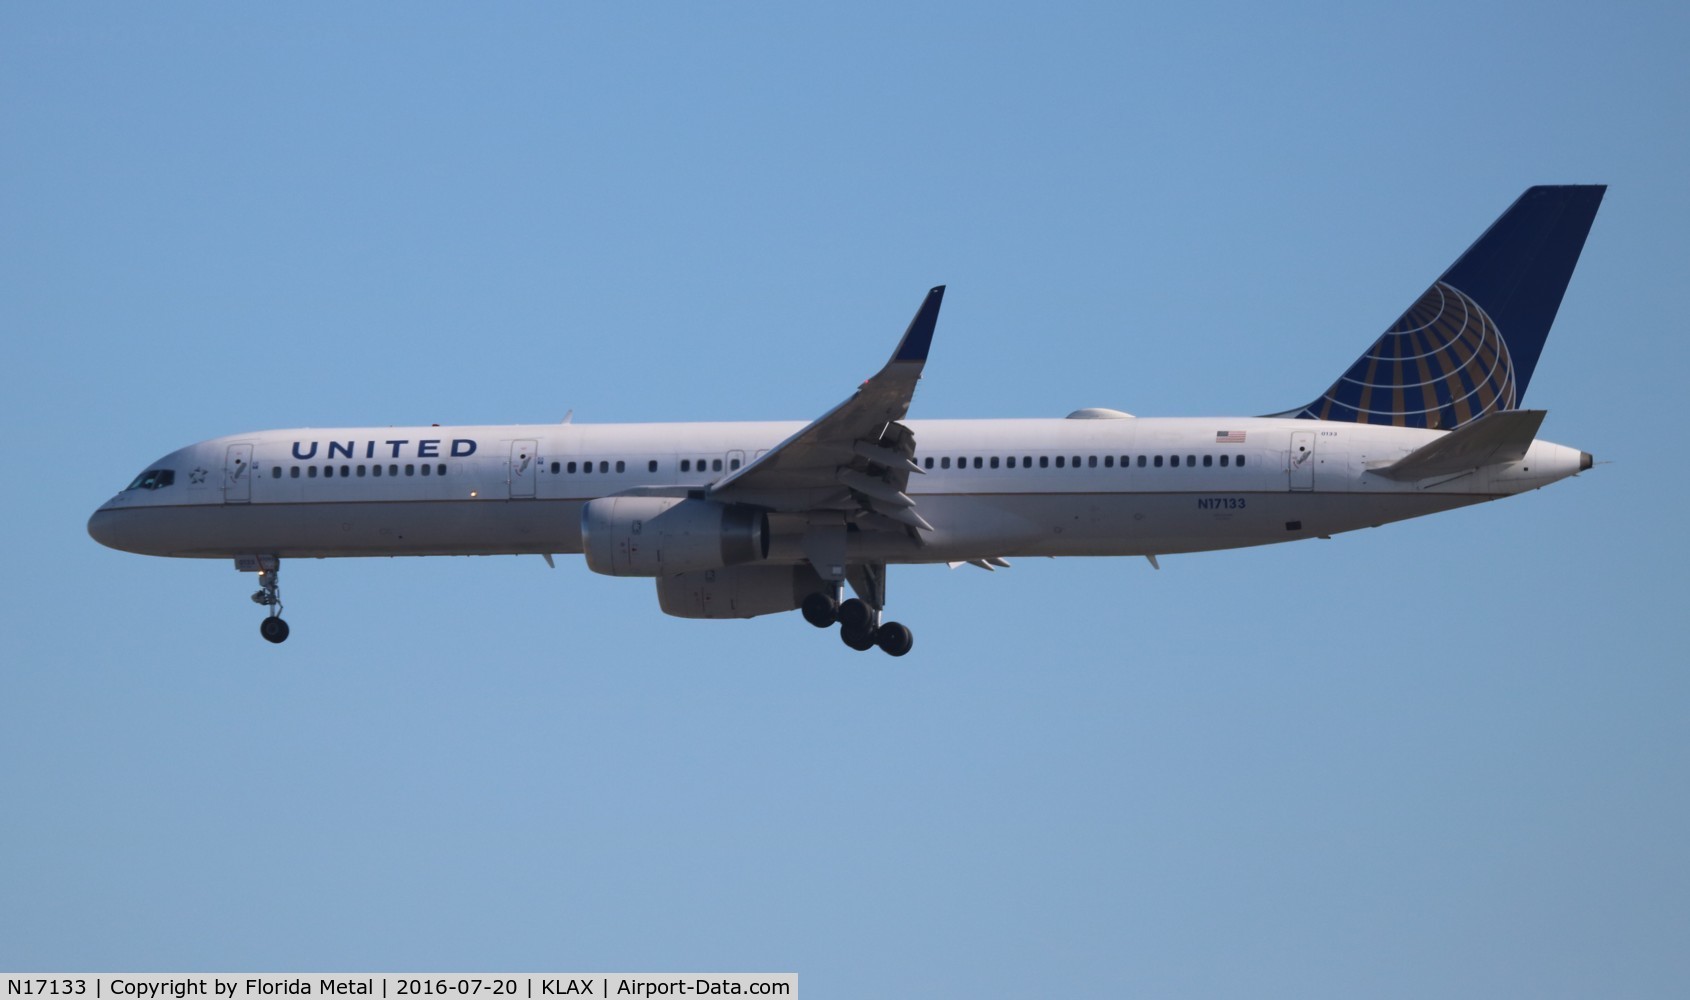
left=224, top=444, right=253, bottom=503
left=510, top=439, right=538, bottom=499
left=1289, top=432, right=1315, bottom=491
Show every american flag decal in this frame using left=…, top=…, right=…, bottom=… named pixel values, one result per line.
left=1216, top=430, right=1247, bottom=444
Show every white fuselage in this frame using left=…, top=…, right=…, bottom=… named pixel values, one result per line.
left=87, top=415, right=1588, bottom=564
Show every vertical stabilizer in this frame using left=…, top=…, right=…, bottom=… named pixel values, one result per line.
left=1281, top=185, right=1604, bottom=429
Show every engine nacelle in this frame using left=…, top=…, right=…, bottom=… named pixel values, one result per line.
left=656, top=564, right=828, bottom=619
left=582, top=497, right=768, bottom=577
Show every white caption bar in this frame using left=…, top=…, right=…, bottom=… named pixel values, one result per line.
left=1, top=976, right=796, bottom=1000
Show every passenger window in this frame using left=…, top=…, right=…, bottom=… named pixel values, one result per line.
left=1023, top=456, right=1033, bottom=468
left=973, top=457, right=982, bottom=469
left=941, top=457, right=951, bottom=469
left=373, top=465, right=382, bottom=477
left=437, top=464, right=446, bottom=476
left=1203, top=455, right=1213, bottom=467
left=1055, top=455, right=1065, bottom=468
left=616, top=461, right=626, bottom=473
left=1188, top=455, right=1196, bottom=466
left=272, top=468, right=282, bottom=479
left=1104, top=455, right=1113, bottom=468
left=989, top=456, right=999, bottom=469
left=924, top=457, right=934, bottom=469
left=1238, top=455, right=1247, bottom=467
left=681, top=459, right=690, bottom=472
left=712, top=459, right=722, bottom=472
left=649, top=460, right=658, bottom=473
left=1220, top=454, right=1229, bottom=467
left=309, top=466, right=318, bottom=478
left=291, top=467, right=300, bottom=478
left=1153, top=456, right=1163, bottom=468
left=1137, top=455, right=1146, bottom=468
left=405, top=464, right=415, bottom=476
left=583, top=461, right=593, bottom=474
left=1073, top=456, right=1081, bottom=468
left=958, top=457, right=968, bottom=469
left=730, top=458, right=741, bottom=470
left=342, top=465, right=350, bottom=477
left=1169, top=455, right=1179, bottom=468
left=389, top=464, right=398, bottom=476
left=600, top=461, right=609, bottom=473
left=1088, top=455, right=1097, bottom=468
left=551, top=461, right=560, bottom=474
left=1006, top=456, right=1016, bottom=469
left=1039, top=456, right=1049, bottom=468
left=421, top=464, right=431, bottom=476
left=357, top=465, right=366, bottom=477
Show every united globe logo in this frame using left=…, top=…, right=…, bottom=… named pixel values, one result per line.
left=1309, top=281, right=1517, bottom=429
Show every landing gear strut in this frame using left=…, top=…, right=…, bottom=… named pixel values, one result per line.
left=250, top=562, right=289, bottom=643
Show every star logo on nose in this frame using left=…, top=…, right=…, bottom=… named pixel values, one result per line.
left=189, top=467, right=208, bottom=484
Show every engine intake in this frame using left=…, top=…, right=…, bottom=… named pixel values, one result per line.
left=582, top=497, right=768, bottom=577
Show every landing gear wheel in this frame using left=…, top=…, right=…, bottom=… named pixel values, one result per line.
left=801, top=592, right=839, bottom=628
left=837, top=598, right=872, bottom=634
left=840, top=624, right=877, bottom=652
left=874, top=622, right=914, bottom=657
left=260, top=616, right=290, bottom=644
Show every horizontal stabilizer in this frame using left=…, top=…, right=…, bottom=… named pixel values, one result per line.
left=1370, top=409, right=1546, bottom=481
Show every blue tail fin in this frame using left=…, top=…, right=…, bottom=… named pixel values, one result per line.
left=1280, top=185, right=1605, bottom=429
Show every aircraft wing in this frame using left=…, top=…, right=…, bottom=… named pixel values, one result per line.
left=707, top=286, right=944, bottom=531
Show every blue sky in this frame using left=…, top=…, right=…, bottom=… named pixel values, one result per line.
left=3, top=2, right=1687, bottom=996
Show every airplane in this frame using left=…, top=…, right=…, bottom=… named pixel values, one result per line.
left=88, top=185, right=1604, bottom=657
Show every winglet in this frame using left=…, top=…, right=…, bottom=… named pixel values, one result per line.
left=890, top=286, right=946, bottom=364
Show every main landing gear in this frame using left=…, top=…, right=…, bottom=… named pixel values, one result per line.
left=250, top=561, right=290, bottom=644
left=801, top=591, right=914, bottom=657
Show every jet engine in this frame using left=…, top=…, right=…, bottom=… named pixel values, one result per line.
left=656, top=564, right=828, bottom=619
left=582, top=497, right=768, bottom=577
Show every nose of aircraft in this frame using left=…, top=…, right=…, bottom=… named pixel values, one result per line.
left=87, top=507, right=124, bottom=551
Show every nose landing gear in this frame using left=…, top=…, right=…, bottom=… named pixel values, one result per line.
left=249, top=561, right=290, bottom=644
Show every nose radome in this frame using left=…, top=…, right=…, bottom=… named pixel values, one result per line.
left=88, top=507, right=135, bottom=551
left=88, top=508, right=117, bottom=549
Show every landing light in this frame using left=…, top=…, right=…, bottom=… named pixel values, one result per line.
left=470, top=491, right=478, bottom=498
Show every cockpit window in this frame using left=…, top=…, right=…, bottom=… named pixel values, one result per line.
left=125, top=469, right=176, bottom=491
